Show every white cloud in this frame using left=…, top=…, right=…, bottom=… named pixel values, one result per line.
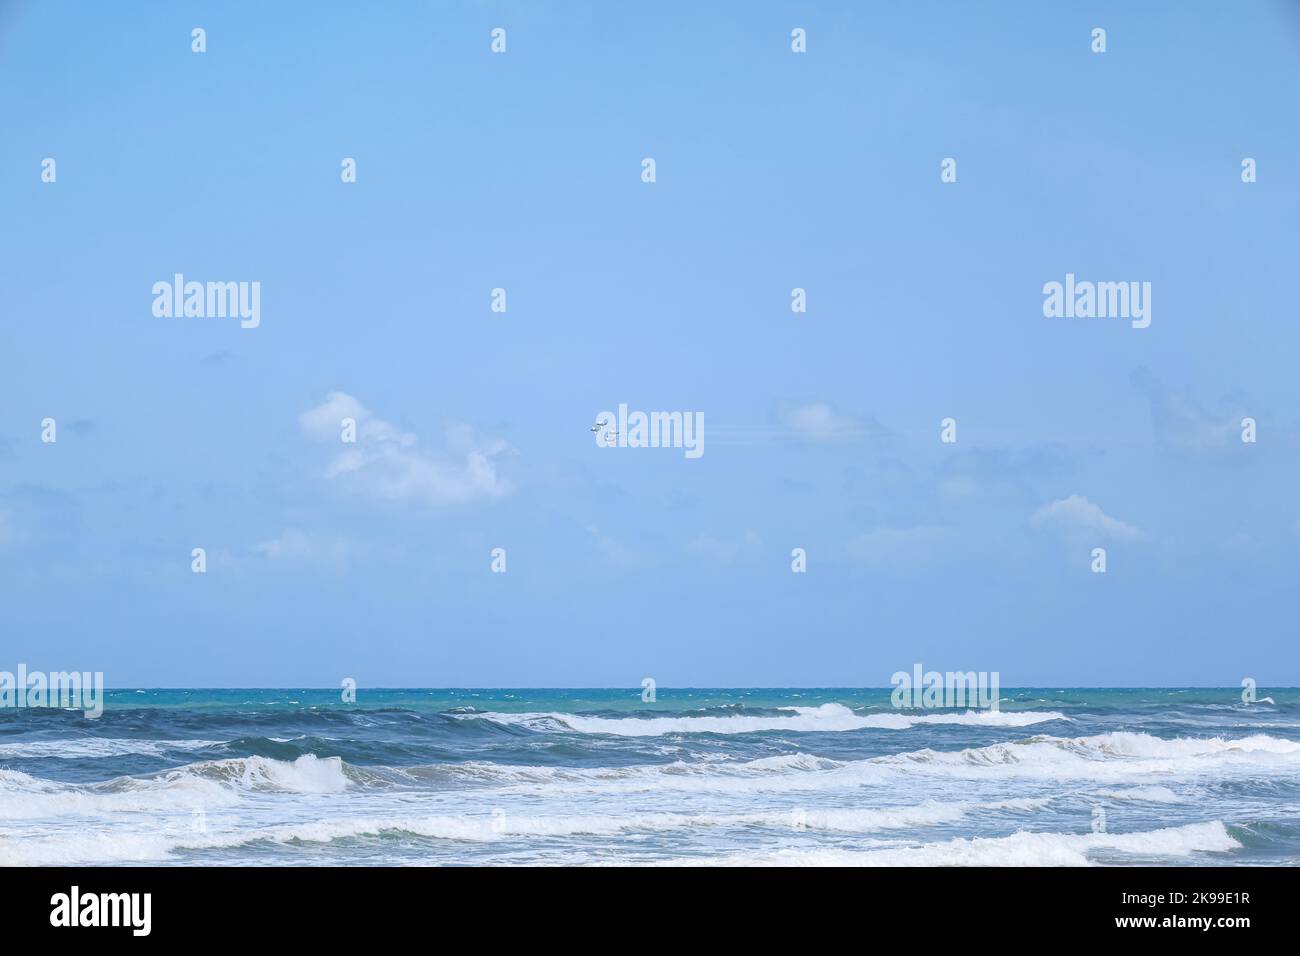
left=940, top=476, right=977, bottom=499
left=1130, top=368, right=1246, bottom=457
left=847, top=526, right=948, bottom=566
left=255, top=529, right=348, bottom=564
left=1032, top=495, right=1143, bottom=541
left=585, top=525, right=642, bottom=567
left=299, top=392, right=417, bottom=448
left=774, top=401, right=880, bottom=442
left=687, top=531, right=762, bottom=564
left=299, top=392, right=512, bottom=506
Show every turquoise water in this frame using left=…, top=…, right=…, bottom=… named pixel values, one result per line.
left=1, top=688, right=1296, bottom=865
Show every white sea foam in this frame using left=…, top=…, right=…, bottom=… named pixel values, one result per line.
left=0, top=814, right=1240, bottom=867
left=982, top=796, right=1056, bottom=811
left=0, top=731, right=1293, bottom=865
left=417, top=732, right=1300, bottom=798
left=0, top=795, right=1035, bottom=864
left=888, top=732, right=1300, bottom=783
left=0, top=766, right=240, bottom=820
left=468, top=703, right=1067, bottom=736
left=689, top=820, right=1242, bottom=867
left=0, top=738, right=222, bottom=759
left=203, top=799, right=976, bottom=848
left=154, top=754, right=351, bottom=794
left=382, top=751, right=893, bottom=796
left=1090, top=786, right=1184, bottom=804
left=0, top=755, right=348, bottom=822
left=4, top=732, right=1290, bottom=826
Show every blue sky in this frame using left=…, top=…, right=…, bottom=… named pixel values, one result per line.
left=1, top=1, right=1298, bottom=686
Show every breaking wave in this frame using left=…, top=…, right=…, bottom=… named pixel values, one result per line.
left=689, top=821, right=1243, bottom=867
left=464, top=703, right=1068, bottom=736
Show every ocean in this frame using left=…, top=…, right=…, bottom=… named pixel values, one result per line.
left=1, top=688, right=1296, bottom=866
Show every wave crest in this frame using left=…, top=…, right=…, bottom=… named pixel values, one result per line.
left=464, top=703, right=1067, bottom=737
